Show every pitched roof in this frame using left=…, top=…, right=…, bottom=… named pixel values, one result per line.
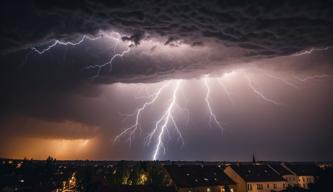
left=165, top=164, right=235, bottom=188
left=229, top=164, right=285, bottom=182
left=284, top=163, right=321, bottom=176
left=268, top=164, right=294, bottom=176
left=102, top=185, right=154, bottom=192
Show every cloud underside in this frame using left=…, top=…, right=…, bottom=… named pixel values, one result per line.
left=1, top=0, right=333, bottom=56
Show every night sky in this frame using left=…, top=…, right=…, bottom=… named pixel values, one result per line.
left=1, top=0, right=333, bottom=161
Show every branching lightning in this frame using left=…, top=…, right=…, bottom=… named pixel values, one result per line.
left=114, top=80, right=184, bottom=160
left=114, top=82, right=171, bottom=145
left=150, top=80, right=182, bottom=160
left=260, top=70, right=299, bottom=89
left=31, top=35, right=102, bottom=54
left=217, top=78, right=234, bottom=105
left=29, top=32, right=132, bottom=79
left=244, top=73, right=285, bottom=106
left=86, top=47, right=131, bottom=78
left=203, top=77, right=224, bottom=131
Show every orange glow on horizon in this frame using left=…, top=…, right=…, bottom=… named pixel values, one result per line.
left=0, top=138, right=94, bottom=160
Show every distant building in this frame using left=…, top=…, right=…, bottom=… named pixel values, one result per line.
left=268, top=163, right=297, bottom=187
left=165, top=164, right=236, bottom=192
left=283, top=163, right=320, bottom=189
left=224, top=164, right=287, bottom=192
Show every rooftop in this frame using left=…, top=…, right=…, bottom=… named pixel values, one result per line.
left=229, top=164, right=285, bottom=182
left=165, top=164, right=235, bottom=188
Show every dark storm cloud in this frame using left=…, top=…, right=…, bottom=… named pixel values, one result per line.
left=1, top=0, right=333, bottom=56
left=1, top=0, right=333, bottom=161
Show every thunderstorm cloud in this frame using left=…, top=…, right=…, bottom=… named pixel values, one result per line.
left=0, top=0, right=333, bottom=160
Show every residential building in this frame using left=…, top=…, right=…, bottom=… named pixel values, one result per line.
left=284, top=163, right=320, bottom=189
left=268, top=163, right=297, bottom=187
left=224, top=164, right=287, bottom=192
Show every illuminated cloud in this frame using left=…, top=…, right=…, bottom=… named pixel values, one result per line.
left=1, top=115, right=99, bottom=139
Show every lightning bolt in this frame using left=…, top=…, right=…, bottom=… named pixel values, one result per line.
left=114, top=80, right=184, bottom=160
left=31, top=35, right=102, bottom=54
left=292, top=47, right=329, bottom=56
left=29, top=32, right=131, bottom=79
left=260, top=70, right=299, bottom=89
left=293, top=74, right=333, bottom=82
left=143, top=80, right=183, bottom=160
left=86, top=47, right=131, bottom=78
left=244, top=73, right=285, bottom=106
left=217, top=77, right=234, bottom=105
left=114, top=82, right=171, bottom=145
left=203, top=77, right=224, bottom=131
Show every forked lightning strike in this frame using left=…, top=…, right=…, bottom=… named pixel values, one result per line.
left=113, top=82, right=171, bottom=145
left=203, top=77, right=223, bottom=131
left=150, top=80, right=182, bottom=160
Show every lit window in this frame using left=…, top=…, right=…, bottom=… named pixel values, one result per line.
left=247, top=184, right=252, bottom=191
left=257, top=184, right=263, bottom=190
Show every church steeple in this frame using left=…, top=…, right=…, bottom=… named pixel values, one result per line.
left=252, top=153, right=256, bottom=164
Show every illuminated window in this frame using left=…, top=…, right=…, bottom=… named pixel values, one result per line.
left=247, top=184, right=252, bottom=191
left=257, top=184, right=263, bottom=190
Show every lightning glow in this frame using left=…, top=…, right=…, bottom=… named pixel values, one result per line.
left=203, top=77, right=224, bottom=131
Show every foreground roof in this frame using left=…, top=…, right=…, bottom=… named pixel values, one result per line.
left=284, top=163, right=321, bottom=176
left=269, top=164, right=294, bottom=176
left=166, top=164, right=235, bottom=188
left=229, top=164, right=285, bottom=182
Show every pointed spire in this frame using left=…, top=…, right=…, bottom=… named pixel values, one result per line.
left=252, top=153, right=256, bottom=164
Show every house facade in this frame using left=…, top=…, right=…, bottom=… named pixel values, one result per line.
left=268, top=163, right=297, bottom=187
left=224, top=164, right=287, bottom=192
left=283, top=163, right=320, bottom=189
